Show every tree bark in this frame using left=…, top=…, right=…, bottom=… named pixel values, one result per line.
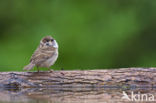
left=0, top=68, right=156, bottom=89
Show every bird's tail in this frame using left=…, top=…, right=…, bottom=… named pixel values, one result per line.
left=23, top=63, right=35, bottom=70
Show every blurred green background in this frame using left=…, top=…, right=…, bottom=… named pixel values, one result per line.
left=0, top=0, right=156, bottom=71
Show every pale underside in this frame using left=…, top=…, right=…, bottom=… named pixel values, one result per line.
left=30, top=47, right=58, bottom=68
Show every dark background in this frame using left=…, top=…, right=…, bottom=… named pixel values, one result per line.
left=0, top=0, right=156, bottom=71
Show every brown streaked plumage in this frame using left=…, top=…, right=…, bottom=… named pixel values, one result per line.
left=23, top=36, right=58, bottom=72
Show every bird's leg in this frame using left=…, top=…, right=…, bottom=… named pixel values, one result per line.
left=37, top=67, right=40, bottom=73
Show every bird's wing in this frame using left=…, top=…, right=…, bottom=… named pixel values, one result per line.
left=30, top=48, right=55, bottom=64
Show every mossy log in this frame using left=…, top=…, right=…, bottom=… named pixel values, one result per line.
left=0, top=68, right=155, bottom=89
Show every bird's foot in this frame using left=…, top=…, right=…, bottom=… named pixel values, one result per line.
left=37, top=70, right=40, bottom=73
left=60, top=72, right=64, bottom=75
left=48, top=69, right=54, bottom=73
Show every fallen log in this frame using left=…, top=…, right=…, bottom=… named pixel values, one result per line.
left=0, top=68, right=156, bottom=89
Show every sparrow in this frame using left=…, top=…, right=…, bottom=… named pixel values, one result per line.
left=23, top=35, right=58, bottom=72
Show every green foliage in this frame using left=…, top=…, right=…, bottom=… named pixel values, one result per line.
left=0, top=0, right=156, bottom=71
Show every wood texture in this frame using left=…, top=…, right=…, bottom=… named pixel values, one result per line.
left=0, top=68, right=155, bottom=89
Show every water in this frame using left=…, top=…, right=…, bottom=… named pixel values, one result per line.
left=0, top=88, right=155, bottom=103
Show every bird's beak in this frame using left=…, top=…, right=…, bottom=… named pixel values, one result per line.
left=48, top=41, right=53, bottom=46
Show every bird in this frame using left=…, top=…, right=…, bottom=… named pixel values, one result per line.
left=23, top=35, right=58, bottom=72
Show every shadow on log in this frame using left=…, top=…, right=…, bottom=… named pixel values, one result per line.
left=0, top=88, right=156, bottom=103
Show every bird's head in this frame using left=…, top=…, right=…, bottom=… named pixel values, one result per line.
left=40, top=36, right=58, bottom=49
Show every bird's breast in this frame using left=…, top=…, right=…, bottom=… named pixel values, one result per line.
left=43, top=51, right=58, bottom=68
